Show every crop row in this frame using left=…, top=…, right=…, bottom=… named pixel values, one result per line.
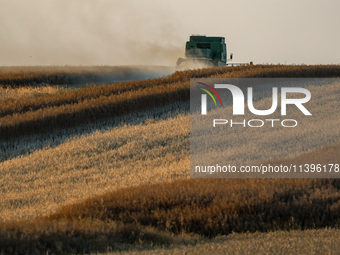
left=1, top=65, right=340, bottom=140
left=0, top=65, right=258, bottom=117
left=0, top=65, right=172, bottom=87
left=2, top=65, right=340, bottom=118
left=0, top=81, right=190, bottom=140
left=49, top=141, right=340, bottom=237
left=50, top=177, right=340, bottom=236
left=2, top=177, right=340, bottom=253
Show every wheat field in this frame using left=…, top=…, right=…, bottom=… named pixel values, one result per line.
left=1, top=65, right=340, bottom=254
left=1, top=81, right=340, bottom=221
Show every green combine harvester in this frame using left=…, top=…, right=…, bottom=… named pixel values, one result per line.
left=176, top=35, right=248, bottom=69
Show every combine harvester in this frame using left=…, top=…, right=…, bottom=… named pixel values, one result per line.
left=176, top=35, right=251, bottom=69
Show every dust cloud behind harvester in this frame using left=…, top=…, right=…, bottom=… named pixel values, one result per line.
left=0, top=0, right=184, bottom=66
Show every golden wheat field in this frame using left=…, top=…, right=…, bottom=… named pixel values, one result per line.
left=1, top=65, right=340, bottom=254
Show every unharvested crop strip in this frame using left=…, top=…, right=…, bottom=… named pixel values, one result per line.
left=0, top=65, right=257, bottom=117
left=0, top=81, right=190, bottom=140
left=1, top=65, right=340, bottom=117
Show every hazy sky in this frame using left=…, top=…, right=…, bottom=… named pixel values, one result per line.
left=1, top=0, right=339, bottom=66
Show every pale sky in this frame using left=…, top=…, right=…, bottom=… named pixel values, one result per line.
left=0, top=0, right=339, bottom=66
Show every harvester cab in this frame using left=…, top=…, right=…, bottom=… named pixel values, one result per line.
left=176, top=35, right=232, bottom=69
